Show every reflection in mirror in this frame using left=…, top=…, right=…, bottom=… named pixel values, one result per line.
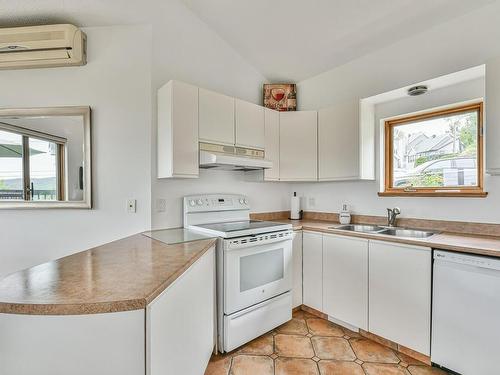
left=0, top=107, right=91, bottom=209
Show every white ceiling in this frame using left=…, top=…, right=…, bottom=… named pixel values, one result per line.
left=0, top=0, right=156, bottom=28
left=0, top=0, right=496, bottom=82
left=181, top=0, right=496, bottom=81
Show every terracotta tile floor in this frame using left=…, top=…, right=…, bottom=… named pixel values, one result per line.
left=205, top=309, right=450, bottom=375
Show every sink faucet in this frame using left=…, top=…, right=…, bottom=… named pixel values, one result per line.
left=387, top=207, right=401, bottom=227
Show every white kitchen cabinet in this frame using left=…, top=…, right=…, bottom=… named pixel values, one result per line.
left=292, top=231, right=303, bottom=308
left=264, top=108, right=280, bottom=181
left=322, top=234, right=368, bottom=330
left=235, top=99, right=265, bottom=149
left=147, top=246, right=215, bottom=375
left=199, top=87, right=235, bottom=146
left=369, top=241, right=431, bottom=355
left=486, top=57, right=500, bottom=175
left=318, top=100, right=360, bottom=180
left=302, top=231, right=322, bottom=311
left=157, top=80, right=199, bottom=178
left=279, top=111, right=318, bottom=181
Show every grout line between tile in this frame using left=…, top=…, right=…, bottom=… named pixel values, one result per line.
left=228, top=355, right=233, bottom=375
left=346, top=336, right=358, bottom=362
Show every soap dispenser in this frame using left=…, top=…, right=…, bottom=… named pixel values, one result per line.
left=339, top=203, right=351, bottom=225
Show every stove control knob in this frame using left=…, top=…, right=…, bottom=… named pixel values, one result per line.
left=197, top=199, right=203, bottom=205
left=239, top=198, right=244, bottom=204
left=243, top=198, right=248, bottom=205
left=189, top=200, right=196, bottom=207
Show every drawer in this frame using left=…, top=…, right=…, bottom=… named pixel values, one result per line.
left=224, top=292, right=291, bottom=352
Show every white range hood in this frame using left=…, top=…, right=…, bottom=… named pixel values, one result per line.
left=199, top=143, right=272, bottom=171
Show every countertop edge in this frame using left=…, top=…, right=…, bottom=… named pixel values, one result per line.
left=0, top=299, right=147, bottom=316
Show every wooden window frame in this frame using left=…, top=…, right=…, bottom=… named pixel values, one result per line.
left=380, top=102, right=487, bottom=197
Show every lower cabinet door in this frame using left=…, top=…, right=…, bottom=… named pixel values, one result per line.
left=322, top=234, right=368, bottom=330
left=369, top=241, right=431, bottom=355
left=292, top=231, right=303, bottom=308
left=302, top=231, right=323, bottom=312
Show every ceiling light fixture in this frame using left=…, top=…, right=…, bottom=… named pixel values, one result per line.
left=407, top=85, right=428, bottom=96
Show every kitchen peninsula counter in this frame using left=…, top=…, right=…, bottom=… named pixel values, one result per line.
left=0, top=232, right=216, bottom=315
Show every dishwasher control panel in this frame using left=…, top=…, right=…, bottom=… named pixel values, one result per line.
left=434, top=250, right=500, bottom=271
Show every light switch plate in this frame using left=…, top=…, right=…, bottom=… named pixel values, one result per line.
left=156, top=198, right=166, bottom=213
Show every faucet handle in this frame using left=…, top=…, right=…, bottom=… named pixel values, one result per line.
left=393, top=207, right=401, bottom=215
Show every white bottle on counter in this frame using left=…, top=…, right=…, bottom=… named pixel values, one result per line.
left=339, top=203, right=351, bottom=224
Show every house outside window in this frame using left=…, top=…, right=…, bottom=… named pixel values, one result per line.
left=381, top=102, right=486, bottom=197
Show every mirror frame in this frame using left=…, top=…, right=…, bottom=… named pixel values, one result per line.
left=0, top=106, right=92, bottom=209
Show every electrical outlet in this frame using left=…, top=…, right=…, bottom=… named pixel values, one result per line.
left=308, top=197, right=315, bottom=208
left=156, top=198, right=166, bottom=213
left=127, top=199, right=136, bottom=213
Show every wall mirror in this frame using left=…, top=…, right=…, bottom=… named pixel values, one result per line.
left=0, top=106, right=91, bottom=209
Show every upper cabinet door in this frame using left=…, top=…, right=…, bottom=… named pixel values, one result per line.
left=279, top=111, right=318, bottom=181
left=199, top=88, right=235, bottom=146
left=318, top=100, right=359, bottom=181
left=235, top=99, right=265, bottom=149
left=264, top=108, right=280, bottom=181
left=157, top=80, right=199, bottom=178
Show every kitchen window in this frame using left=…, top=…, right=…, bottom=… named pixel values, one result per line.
left=0, top=123, right=66, bottom=201
left=380, top=102, right=486, bottom=197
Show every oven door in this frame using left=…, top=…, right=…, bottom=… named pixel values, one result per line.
left=223, top=232, right=293, bottom=315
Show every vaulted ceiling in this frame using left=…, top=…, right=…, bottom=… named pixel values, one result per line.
left=0, top=0, right=496, bottom=81
left=181, top=0, right=495, bottom=82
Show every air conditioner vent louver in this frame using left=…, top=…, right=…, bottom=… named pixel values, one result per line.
left=0, top=24, right=86, bottom=70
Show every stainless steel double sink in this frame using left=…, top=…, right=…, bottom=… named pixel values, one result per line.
left=330, top=224, right=437, bottom=238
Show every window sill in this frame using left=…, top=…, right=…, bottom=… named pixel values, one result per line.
left=378, top=191, right=488, bottom=198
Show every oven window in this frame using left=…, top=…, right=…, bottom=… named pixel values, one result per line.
left=240, top=248, right=284, bottom=292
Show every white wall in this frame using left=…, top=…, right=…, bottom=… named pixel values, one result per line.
left=152, top=170, right=290, bottom=229
left=297, top=1, right=500, bottom=110
left=0, top=0, right=289, bottom=275
left=295, top=74, right=500, bottom=223
left=149, top=0, right=291, bottom=229
left=0, top=25, right=152, bottom=277
left=293, top=2, right=500, bottom=224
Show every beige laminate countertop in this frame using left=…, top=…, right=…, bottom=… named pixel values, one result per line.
left=0, top=234, right=216, bottom=316
left=275, top=219, right=500, bottom=257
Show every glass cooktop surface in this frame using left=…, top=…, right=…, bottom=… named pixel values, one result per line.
left=194, top=220, right=286, bottom=234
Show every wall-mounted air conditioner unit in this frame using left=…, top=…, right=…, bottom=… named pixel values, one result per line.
left=0, top=24, right=86, bottom=70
